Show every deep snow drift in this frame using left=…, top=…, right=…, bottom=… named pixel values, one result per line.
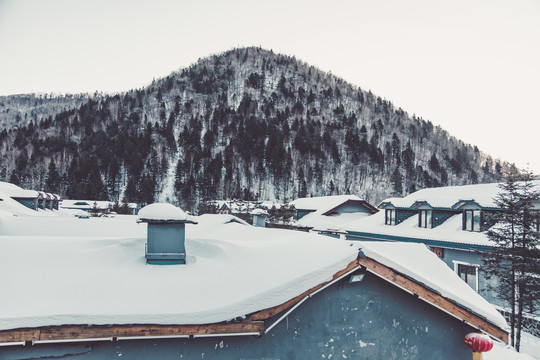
left=0, top=213, right=358, bottom=330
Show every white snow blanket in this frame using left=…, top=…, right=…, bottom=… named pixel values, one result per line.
left=0, top=214, right=358, bottom=331
left=380, top=181, right=540, bottom=209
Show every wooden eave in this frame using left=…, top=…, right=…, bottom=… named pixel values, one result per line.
left=357, top=257, right=509, bottom=343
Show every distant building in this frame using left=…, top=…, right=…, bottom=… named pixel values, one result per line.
left=60, top=199, right=138, bottom=215
left=344, top=181, right=540, bottom=315
left=290, top=195, right=378, bottom=234
left=0, top=181, right=62, bottom=212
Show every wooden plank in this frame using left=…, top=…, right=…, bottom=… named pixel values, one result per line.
left=357, top=257, right=509, bottom=343
left=0, top=321, right=264, bottom=343
left=248, top=258, right=360, bottom=321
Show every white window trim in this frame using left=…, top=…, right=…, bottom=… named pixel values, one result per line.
left=453, top=260, right=479, bottom=292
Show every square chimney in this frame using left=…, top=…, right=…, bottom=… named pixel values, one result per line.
left=137, top=203, right=197, bottom=265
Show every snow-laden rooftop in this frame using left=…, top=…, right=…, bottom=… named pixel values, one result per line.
left=0, top=181, right=39, bottom=199
left=345, top=211, right=493, bottom=247
left=357, top=241, right=507, bottom=330
left=291, top=194, right=363, bottom=212
left=291, top=195, right=373, bottom=231
left=0, top=198, right=507, bottom=335
left=60, top=199, right=137, bottom=210
left=380, top=182, right=540, bottom=209
left=0, top=214, right=357, bottom=331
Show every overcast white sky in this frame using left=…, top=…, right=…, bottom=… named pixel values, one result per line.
left=0, top=0, right=539, bottom=173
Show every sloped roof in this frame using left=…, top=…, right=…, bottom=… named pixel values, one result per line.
left=0, top=214, right=358, bottom=331
left=0, top=213, right=508, bottom=344
left=0, top=181, right=39, bottom=199
left=345, top=211, right=493, bottom=248
left=291, top=195, right=364, bottom=212
left=379, top=182, right=540, bottom=209
left=291, top=195, right=376, bottom=231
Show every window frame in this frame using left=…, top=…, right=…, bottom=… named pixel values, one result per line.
left=418, top=210, right=433, bottom=228
left=385, top=209, right=396, bottom=225
left=463, top=210, right=482, bottom=232
left=453, top=260, right=479, bottom=292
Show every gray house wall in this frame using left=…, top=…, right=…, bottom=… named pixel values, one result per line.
left=12, top=198, right=37, bottom=210
left=0, top=271, right=479, bottom=360
left=440, top=247, right=502, bottom=307
left=432, top=210, right=457, bottom=228
left=296, top=209, right=315, bottom=220
left=396, top=209, right=416, bottom=224
left=331, top=202, right=372, bottom=214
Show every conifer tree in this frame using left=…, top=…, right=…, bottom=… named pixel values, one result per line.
left=482, top=168, right=540, bottom=351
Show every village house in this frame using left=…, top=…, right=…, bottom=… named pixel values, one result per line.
left=290, top=194, right=379, bottom=234
left=0, top=203, right=508, bottom=359
left=60, top=199, right=138, bottom=215
left=0, top=182, right=61, bottom=212
left=343, top=182, right=540, bottom=329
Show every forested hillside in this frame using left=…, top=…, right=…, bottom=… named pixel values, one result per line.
left=0, top=47, right=510, bottom=212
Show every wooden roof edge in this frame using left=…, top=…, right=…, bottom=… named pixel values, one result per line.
left=0, top=321, right=265, bottom=344
left=357, top=257, right=509, bottom=343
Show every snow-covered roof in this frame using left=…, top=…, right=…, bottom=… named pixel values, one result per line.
left=0, top=181, right=39, bottom=199
left=345, top=211, right=493, bottom=247
left=291, top=194, right=364, bottom=212
left=0, top=214, right=358, bottom=331
left=60, top=199, right=137, bottom=210
left=0, top=210, right=508, bottom=340
left=357, top=241, right=507, bottom=330
left=381, top=181, right=540, bottom=209
left=214, top=200, right=285, bottom=214
left=137, top=203, right=196, bottom=223
left=291, top=195, right=375, bottom=231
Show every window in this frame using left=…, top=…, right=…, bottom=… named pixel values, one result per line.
left=454, top=261, right=479, bottom=291
left=533, top=214, right=540, bottom=232
left=463, top=210, right=482, bottom=232
left=385, top=209, right=396, bottom=225
left=419, top=210, right=433, bottom=228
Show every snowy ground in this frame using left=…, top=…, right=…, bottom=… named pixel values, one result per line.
left=486, top=332, right=540, bottom=359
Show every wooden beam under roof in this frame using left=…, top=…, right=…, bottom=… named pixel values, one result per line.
left=0, top=322, right=265, bottom=344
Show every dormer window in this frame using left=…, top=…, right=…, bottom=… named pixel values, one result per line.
left=385, top=209, right=396, bottom=225
left=463, top=210, right=482, bottom=232
left=418, top=210, right=432, bottom=228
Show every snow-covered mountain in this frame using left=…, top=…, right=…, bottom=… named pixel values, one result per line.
left=0, top=47, right=511, bottom=212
